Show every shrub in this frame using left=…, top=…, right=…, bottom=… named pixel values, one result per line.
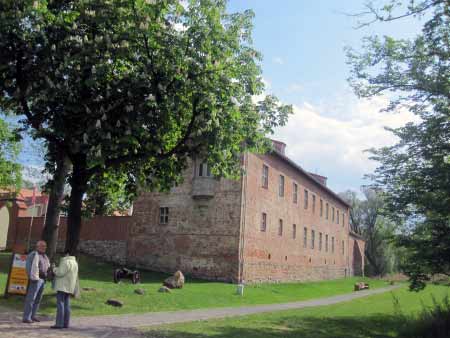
left=398, top=294, right=450, bottom=338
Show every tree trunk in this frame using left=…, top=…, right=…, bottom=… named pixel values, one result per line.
left=41, top=152, right=71, bottom=260
left=65, top=161, right=88, bottom=255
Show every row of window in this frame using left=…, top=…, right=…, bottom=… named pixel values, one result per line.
left=260, top=213, right=345, bottom=255
left=262, top=164, right=346, bottom=227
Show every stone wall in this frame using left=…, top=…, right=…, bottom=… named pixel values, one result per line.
left=241, top=152, right=354, bottom=283
left=127, top=158, right=243, bottom=282
left=78, top=240, right=127, bottom=265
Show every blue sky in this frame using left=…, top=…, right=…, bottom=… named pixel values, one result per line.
left=228, top=0, right=422, bottom=193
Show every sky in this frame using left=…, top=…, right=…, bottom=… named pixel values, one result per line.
left=15, top=0, right=423, bottom=191
left=227, top=0, right=422, bottom=194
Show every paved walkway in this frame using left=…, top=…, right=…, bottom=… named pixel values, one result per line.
left=0, top=285, right=400, bottom=338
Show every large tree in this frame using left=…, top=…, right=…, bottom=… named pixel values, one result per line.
left=346, top=0, right=450, bottom=289
left=0, top=117, right=22, bottom=190
left=340, top=188, right=399, bottom=276
left=0, top=0, right=292, bottom=254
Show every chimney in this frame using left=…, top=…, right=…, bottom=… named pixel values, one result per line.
left=309, top=173, right=328, bottom=186
left=271, top=140, right=286, bottom=155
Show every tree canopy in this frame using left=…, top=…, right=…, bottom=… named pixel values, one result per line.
left=340, top=188, right=400, bottom=276
left=0, top=0, right=292, bottom=253
left=346, top=0, right=450, bottom=289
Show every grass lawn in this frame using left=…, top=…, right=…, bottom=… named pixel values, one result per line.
left=142, top=284, right=450, bottom=338
left=0, top=252, right=390, bottom=316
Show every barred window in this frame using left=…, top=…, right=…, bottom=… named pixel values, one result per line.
left=262, top=165, right=269, bottom=188
left=278, top=219, right=283, bottom=236
left=261, top=213, right=267, bottom=232
left=159, top=207, right=169, bottom=224
left=279, top=175, right=285, bottom=197
left=198, top=162, right=212, bottom=177
left=293, top=183, right=298, bottom=204
left=303, top=227, right=307, bottom=248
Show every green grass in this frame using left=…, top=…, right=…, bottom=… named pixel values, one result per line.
left=0, top=252, right=389, bottom=317
left=142, top=284, right=450, bottom=338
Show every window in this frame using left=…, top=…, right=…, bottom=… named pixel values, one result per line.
left=311, top=230, right=315, bottom=249
left=320, top=199, right=323, bottom=217
left=262, top=165, right=269, bottom=188
left=159, top=207, right=169, bottom=224
left=198, top=162, right=212, bottom=177
left=332, top=236, right=335, bottom=253
left=332, top=207, right=335, bottom=222
left=304, top=189, right=309, bottom=209
left=319, top=232, right=323, bottom=251
left=325, top=234, right=329, bottom=252
left=326, top=203, right=329, bottom=220
left=260, top=213, right=267, bottom=232
left=337, top=210, right=340, bottom=224
left=342, top=240, right=345, bottom=255
left=293, top=183, right=298, bottom=203
left=279, top=175, right=285, bottom=197
left=342, top=213, right=345, bottom=227
left=303, top=227, right=307, bottom=248
left=278, top=219, right=283, bottom=236
left=293, top=224, right=297, bottom=239
left=312, top=195, right=316, bottom=213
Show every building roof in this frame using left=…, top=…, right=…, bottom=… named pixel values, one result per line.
left=270, top=149, right=351, bottom=208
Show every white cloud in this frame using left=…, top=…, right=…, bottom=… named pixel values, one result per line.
left=273, top=94, right=420, bottom=192
left=273, top=57, right=284, bottom=65
left=287, top=83, right=303, bottom=93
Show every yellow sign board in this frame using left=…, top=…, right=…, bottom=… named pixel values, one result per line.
left=6, top=253, right=28, bottom=295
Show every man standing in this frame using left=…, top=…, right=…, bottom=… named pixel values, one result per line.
left=23, top=240, right=50, bottom=323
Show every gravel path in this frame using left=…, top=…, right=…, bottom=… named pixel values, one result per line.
left=0, top=285, right=400, bottom=338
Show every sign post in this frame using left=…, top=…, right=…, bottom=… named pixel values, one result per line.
left=4, top=253, right=28, bottom=298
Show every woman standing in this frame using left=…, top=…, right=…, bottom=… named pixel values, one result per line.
left=51, top=251, right=79, bottom=329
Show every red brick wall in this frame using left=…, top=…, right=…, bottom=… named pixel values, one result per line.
left=128, top=159, right=242, bottom=282
left=7, top=215, right=131, bottom=249
left=241, top=152, right=352, bottom=282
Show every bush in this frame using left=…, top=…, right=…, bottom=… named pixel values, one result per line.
left=398, top=294, right=450, bottom=338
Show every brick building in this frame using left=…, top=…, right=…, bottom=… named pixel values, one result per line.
left=128, top=141, right=365, bottom=283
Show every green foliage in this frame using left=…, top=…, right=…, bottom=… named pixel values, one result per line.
left=84, top=170, right=134, bottom=216
left=396, top=294, right=450, bottom=338
left=346, top=1, right=450, bottom=289
left=0, top=0, right=292, bottom=250
left=0, top=117, right=22, bottom=190
left=340, top=188, right=400, bottom=276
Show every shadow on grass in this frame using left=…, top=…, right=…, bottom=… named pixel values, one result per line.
left=144, top=315, right=403, bottom=338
